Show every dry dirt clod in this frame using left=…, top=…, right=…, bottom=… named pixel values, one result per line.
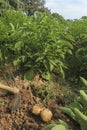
left=40, top=108, right=53, bottom=122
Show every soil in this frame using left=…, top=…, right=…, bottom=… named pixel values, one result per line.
left=0, top=71, right=80, bottom=130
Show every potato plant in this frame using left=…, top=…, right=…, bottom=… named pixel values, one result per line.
left=60, top=77, right=87, bottom=130
left=64, top=18, right=87, bottom=80
left=0, top=9, right=87, bottom=81
left=42, top=120, right=69, bottom=130
left=0, top=10, right=73, bottom=80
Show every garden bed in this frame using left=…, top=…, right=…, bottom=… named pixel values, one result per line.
left=0, top=73, right=79, bottom=130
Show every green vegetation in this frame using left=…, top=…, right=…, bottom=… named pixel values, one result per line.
left=0, top=0, right=48, bottom=15
left=60, top=77, right=87, bottom=130
left=42, top=120, right=69, bottom=130
left=0, top=7, right=87, bottom=81
left=65, top=18, right=87, bottom=81
left=0, top=10, right=73, bottom=80
left=0, top=1, right=87, bottom=130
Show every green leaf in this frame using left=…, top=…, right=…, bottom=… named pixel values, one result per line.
left=0, top=50, right=2, bottom=61
left=41, top=72, right=51, bottom=80
left=35, top=56, right=44, bottom=62
left=24, top=69, right=34, bottom=80
left=42, top=124, right=56, bottom=130
left=21, top=55, right=26, bottom=63
left=80, top=90, right=87, bottom=102
left=80, top=77, right=87, bottom=87
left=13, top=58, right=21, bottom=66
left=60, top=107, right=76, bottom=120
left=74, top=108, right=87, bottom=123
left=69, top=101, right=83, bottom=111
left=9, top=23, right=15, bottom=31
left=60, top=66, right=65, bottom=79
left=59, top=120, right=69, bottom=130
left=49, top=62, right=54, bottom=72
left=14, top=41, right=24, bottom=51
left=43, top=59, right=51, bottom=72
left=51, top=125, right=67, bottom=130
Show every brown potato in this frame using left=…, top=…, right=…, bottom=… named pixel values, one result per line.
left=40, top=109, right=53, bottom=122
left=32, top=105, right=45, bottom=115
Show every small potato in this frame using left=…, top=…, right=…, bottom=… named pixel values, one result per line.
left=32, top=105, right=45, bottom=115
left=40, top=109, right=53, bottom=122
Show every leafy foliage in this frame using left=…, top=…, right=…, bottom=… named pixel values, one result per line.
left=0, top=7, right=87, bottom=81
left=0, top=0, right=48, bottom=15
left=64, top=18, right=87, bottom=80
left=21, top=0, right=47, bottom=15
left=60, top=77, right=87, bottom=130
left=42, top=120, right=69, bottom=130
left=0, top=10, right=73, bottom=80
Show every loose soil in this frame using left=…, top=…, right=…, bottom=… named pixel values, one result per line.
left=0, top=70, right=80, bottom=130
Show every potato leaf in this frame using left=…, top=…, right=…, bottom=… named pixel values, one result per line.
left=42, top=124, right=56, bottom=130
left=80, top=77, right=87, bottom=87
left=24, top=69, right=34, bottom=80
left=51, top=125, right=67, bottom=130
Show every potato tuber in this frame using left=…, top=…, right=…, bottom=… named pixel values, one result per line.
left=40, top=108, right=53, bottom=122
left=32, top=105, right=45, bottom=115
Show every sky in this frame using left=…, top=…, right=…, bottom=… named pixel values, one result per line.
left=45, top=0, right=87, bottom=19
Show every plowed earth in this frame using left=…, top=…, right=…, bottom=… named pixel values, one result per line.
left=0, top=71, right=79, bottom=130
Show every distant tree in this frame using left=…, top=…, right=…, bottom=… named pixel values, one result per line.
left=0, top=0, right=49, bottom=16
left=52, top=13, right=65, bottom=22
left=21, top=0, right=46, bottom=15
left=0, top=0, right=9, bottom=9
left=0, top=0, right=24, bottom=10
left=80, top=16, right=87, bottom=21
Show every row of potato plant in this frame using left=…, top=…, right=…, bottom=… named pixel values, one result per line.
left=0, top=10, right=73, bottom=80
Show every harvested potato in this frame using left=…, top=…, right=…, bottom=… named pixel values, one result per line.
left=40, top=109, right=53, bottom=122
left=32, top=105, right=45, bottom=115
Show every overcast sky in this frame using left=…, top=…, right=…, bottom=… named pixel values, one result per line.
left=45, top=0, right=87, bottom=19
